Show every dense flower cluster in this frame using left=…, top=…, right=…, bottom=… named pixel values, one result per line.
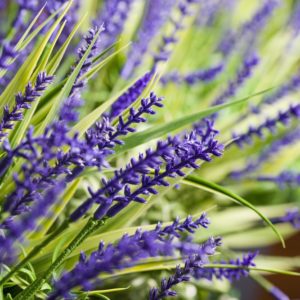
left=0, top=1, right=298, bottom=299
left=49, top=214, right=216, bottom=299
left=72, top=120, right=224, bottom=221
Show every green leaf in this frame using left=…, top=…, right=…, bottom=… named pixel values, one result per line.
left=46, top=15, right=87, bottom=75
left=183, top=174, right=285, bottom=247
left=114, top=88, right=273, bottom=155
left=17, top=4, right=64, bottom=50
left=85, top=287, right=131, bottom=295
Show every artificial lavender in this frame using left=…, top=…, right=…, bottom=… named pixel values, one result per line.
left=94, top=0, right=134, bottom=52
left=48, top=214, right=216, bottom=299
left=248, top=71, right=300, bottom=116
left=233, top=104, right=300, bottom=148
left=71, top=119, right=223, bottom=221
left=257, top=171, right=300, bottom=189
left=218, top=0, right=279, bottom=56
left=149, top=251, right=257, bottom=300
left=212, top=54, right=259, bottom=107
left=70, top=135, right=177, bottom=221
left=0, top=90, right=164, bottom=227
left=193, top=55, right=258, bottom=133
left=0, top=72, right=53, bottom=142
left=153, top=0, right=201, bottom=66
left=230, top=128, right=300, bottom=179
left=121, top=0, right=174, bottom=79
left=289, top=1, right=300, bottom=37
left=95, top=129, right=224, bottom=220
left=0, top=42, right=18, bottom=89
left=196, top=0, right=236, bottom=27
left=59, top=26, right=103, bottom=123
left=0, top=182, right=65, bottom=264
left=195, top=252, right=258, bottom=281
left=109, top=71, right=153, bottom=119
left=160, top=64, right=224, bottom=86
left=270, top=208, right=300, bottom=229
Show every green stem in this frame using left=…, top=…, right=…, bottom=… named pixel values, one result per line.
left=14, top=217, right=107, bottom=300
left=0, top=220, right=69, bottom=286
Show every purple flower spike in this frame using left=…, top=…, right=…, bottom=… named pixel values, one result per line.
left=149, top=238, right=223, bottom=300
left=71, top=121, right=223, bottom=222
left=213, top=54, right=259, bottom=107
left=94, top=0, right=134, bottom=52
left=218, top=0, right=279, bottom=56
left=231, top=128, right=300, bottom=179
left=153, top=0, right=201, bottom=66
left=0, top=72, right=53, bottom=142
left=257, top=171, right=300, bottom=189
left=233, top=104, right=300, bottom=148
left=121, top=0, right=175, bottom=79
left=49, top=216, right=217, bottom=299
left=109, top=71, right=153, bottom=119
left=97, top=129, right=223, bottom=220
left=150, top=251, right=257, bottom=300
left=195, top=252, right=258, bottom=282
left=106, top=92, right=164, bottom=147
left=156, top=213, right=210, bottom=238
left=0, top=43, right=17, bottom=71
left=160, top=64, right=224, bottom=86
left=59, top=26, right=103, bottom=124
left=247, top=72, right=300, bottom=116
left=270, top=208, right=300, bottom=229
left=0, top=182, right=65, bottom=264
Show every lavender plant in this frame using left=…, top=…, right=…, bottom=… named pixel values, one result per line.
left=0, top=1, right=300, bottom=300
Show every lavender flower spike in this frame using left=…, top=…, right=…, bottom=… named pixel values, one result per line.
left=270, top=208, right=300, bottom=229
left=71, top=120, right=223, bottom=222
left=218, top=0, right=279, bottom=56
left=109, top=71, right=153, bottom=119
left=160, top=64, right=224, bottom=86
left=95, top=129, right=223, bottom=220
left=233, top=104, right=300, bottom=147
left=149, top=251, right=257, bottom=300
left=0, top=182, right=66, bottom=265
left=0, top=72, right=53, bottom=142
left=59, top=26, right=103, bottom=124
left=49, top=215, right=217, bottom=300
left=257, top=171, right=300, bottom=189
left=249, top=71, right=300, bottom=116
left=94, top=0, right=134, bottom=52
left=0, top=43, right=17, bottom=72
left=230, top=128, right=300, bottom=179
left=153, top=0, right=201, bottom=66
left=149, top=238, right=223, bottom=300
left=121, top=0, right=174, bottom=79
left=213, top=54, right=259, bottom=107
